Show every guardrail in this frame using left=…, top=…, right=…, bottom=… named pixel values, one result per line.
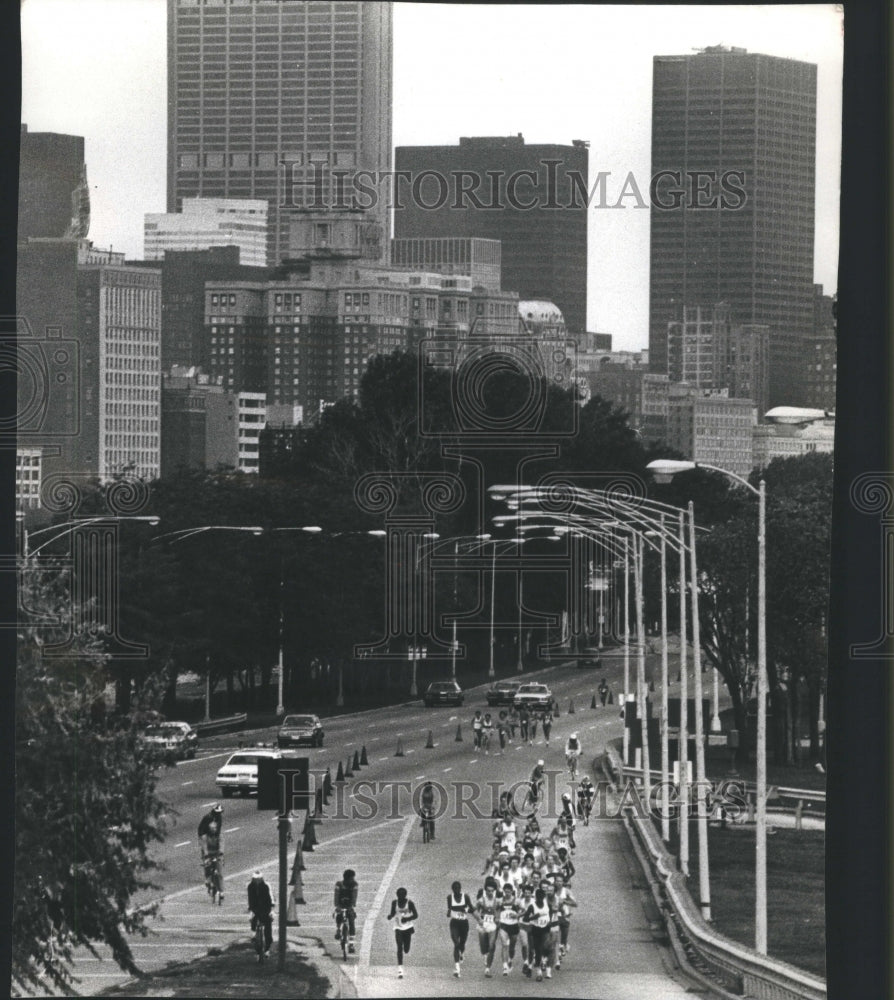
left=602, top=746, right=826, bottom=999
left=193, top=712, right=248, bottom=735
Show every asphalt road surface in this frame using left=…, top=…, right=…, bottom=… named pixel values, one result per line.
left=28, top=657, right=708, bottom=998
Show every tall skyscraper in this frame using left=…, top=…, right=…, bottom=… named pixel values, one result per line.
left=18, top=125, right=90, bottom=241
left=166, top=0, right=393, bottom=267
left=649, top=47, right=817, bottom=407
left=394, top=135, right=589, bottom=334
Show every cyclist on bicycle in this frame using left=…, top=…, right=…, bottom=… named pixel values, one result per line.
left=529, top=759, right=545, bottom=804
left=577, top=775, right=595, bottom=822
left=560, top=793, right=577, bottom=848
left=198, top=804, right=224, bottom=897
left=247, top=871, right=273, bottom=960
left=333, top=868, right=358, bottom=954
left=565, top=732, right=582, bottom=777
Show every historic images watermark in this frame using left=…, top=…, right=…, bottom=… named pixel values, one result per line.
left=280, top=158, right=748, bottom=212
left=286, top=772, right=750, bottom=824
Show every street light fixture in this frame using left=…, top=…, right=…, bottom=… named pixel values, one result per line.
left=25, top=515, right=160, bottom=558
left=648, top=458, right=767, bottom=952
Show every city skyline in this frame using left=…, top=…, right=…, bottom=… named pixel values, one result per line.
left=20, top=1, right=843, bottom=351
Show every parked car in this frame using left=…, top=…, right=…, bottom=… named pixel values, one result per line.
left=486, top=680, right=522, bottom=707
left=216, top=749, right=282, bottom=797
left=139, top=721, right=199, bottom=760
left=577, top=649, right=603, bottom=669
left=277, top=714, right=325, bottom=748
left=423, top=680, right=464, bottom=707
left=513, top=682, right=554, bottom=712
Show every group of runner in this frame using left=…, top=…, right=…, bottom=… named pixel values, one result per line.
left=470, top=704, right=558, bottom=753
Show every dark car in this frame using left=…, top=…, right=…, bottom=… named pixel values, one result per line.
left=139, top=721, right=199, bottom=761
left=423, top=680, right=464, bottom=707
left=277, top=714, right=325, bottom=748
left=577, top=649, right=603, bottom=669
left=486, top=680, right=522, bottom=706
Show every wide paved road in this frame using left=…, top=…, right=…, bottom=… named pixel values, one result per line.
left=33, top=657, right=710, bottom=997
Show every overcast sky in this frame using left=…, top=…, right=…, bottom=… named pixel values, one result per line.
left=20, top=1, right=843, bottom=351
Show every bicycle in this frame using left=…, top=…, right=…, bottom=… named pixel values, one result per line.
left=524, top=779, right=543, bottom=814
left=577, top=792, right=593, bottom=826
left=251, top=913, right=266, bottom=962
left=566, top=753, right=580, bottom=781
left=204, top=852, right=224, bottom=905
left=334, top=907, right=353, bottom=959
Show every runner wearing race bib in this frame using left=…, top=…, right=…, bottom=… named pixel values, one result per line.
left=522, top=888, right=553, bottom=981
left=446, top=881, right=474, bottom=978
left=475, top=880, right=501, bottom=977
left=551, top=873, right=578, bottom=965
left=386, top=887, right=418, bottom=978
left=496, top=884, right=522, bottom=975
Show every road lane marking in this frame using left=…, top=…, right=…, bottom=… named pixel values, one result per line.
left=359, top=815, right=415, bottom=970
left=442, top=768, right=452, bottom=773
left=180, top=780, right=194, bottom=786
left=378, top=757, right=389, bottom=762
left=175, top=841, right=191, bottom=848
left=177, top=752, right=235, bottom=765
left=415, top=775, right=425, bottom=780
left=470, top=759, right=477, bottom=763
left=200, top=801, right=218, bottom=808
left=224, top=826, right=239, bottom=833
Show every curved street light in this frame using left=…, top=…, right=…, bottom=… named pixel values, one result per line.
left=648, top=457, right=767, bottom=953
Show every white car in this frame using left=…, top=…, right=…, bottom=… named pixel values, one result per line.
left=216, top=749, right=282, bottom=797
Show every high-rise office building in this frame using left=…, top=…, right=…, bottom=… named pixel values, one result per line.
left=394, top=135, right=589, bottom=334
left=649, top=47, right=817, bottom=407
left=167, top=0, right=393, bottom=267
left=18, top=125, right=90, bottom=241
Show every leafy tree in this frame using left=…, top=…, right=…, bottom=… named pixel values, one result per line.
left=13, top=573, right=168, bottom=992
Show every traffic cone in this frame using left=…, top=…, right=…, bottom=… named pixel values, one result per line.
left=591, top=694, right=597, bottom=709
left=568, top=699, right=575, bottom=714
left=323, top=767, right=332, bottom=801
left=425, top=730, right=435, bottom=749
left=292, top=839, right=306, bottom=873
left=395, top=738, right=405, bottom=757
left=352, top=749, right=360, bottom=771
left=554, top=702, right=560, bottom=717
left=455, top=724, right=463, bottom=742
left=302, top=812, right=317, bottom=851
left=335, top=760, right=345, bottom=782
left=608, top=689, right=614, bottom=705
left=345, top=755, right=354, bottom=778
left=360, top=746, right=369, bottom=765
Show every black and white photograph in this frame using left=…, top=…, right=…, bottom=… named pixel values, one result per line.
left=7, top=2, right=889, bottom=998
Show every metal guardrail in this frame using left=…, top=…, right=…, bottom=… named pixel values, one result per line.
left=193, top=712, right=248, bottom=735
left=602, top=746, right=826, bottom=1000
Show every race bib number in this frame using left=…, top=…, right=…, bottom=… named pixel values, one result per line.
left=533, top=912, right=549, bottom=928
left=481, top=915, right=496, bottom=933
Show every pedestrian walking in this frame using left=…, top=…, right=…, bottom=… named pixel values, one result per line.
left=529, top=712, right=538, bottom=744
left=471, top=710, right=483, bottom=749
left=599, top=679, right=608, bottom=706
left=447, top=881, right=474, bottom=978
left=518, top=705, right=529, bottom=743
left=387, top=887, right=418, bottom=978
left=542, top=709, right=553, bottom=745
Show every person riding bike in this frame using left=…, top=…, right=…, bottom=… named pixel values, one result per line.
left=577, top=775, right=595, bottom=822
left=247, top=871, right=273, bottom=959
left=529, top=759, right=545, bottom=802
left=333, top=868, right=358, bottom=954
left=565, top=732, right=582, bottom=777
left=198, top=804, right=224, bottom=897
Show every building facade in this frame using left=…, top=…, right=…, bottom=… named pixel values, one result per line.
left=77, top=252, right=162, bottom=482
left=166, top=0, right=393, bottom=266
left=161, top=367, right=238, bottom=477
left=394, top=135, right=589, bottom=334
left=753, top=416, right=835, bottom=469
left=145, top=198, right=269, bottom=266
left=666, top=386, right=755, bottom=477
left=390, top=237, right=502, bottom=292
left=805, top=284, right=837, bottom=412
left=18, top=125, right=90, bottom=240
left=649, top=47, right=817, bottom=407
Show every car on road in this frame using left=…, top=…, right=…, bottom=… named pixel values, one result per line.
left=216, top=749, right=282, bottom=797
left=486, top=680, right=522, bottom=707
left=513, top=682, right=554, bottom=712
left=577, top=649, right=603, bottom=669
left=139, top=721, right=199, bottom=760
left=277, top=713, right=325, bottom=748
left=423, top=680, right=464, bottom=707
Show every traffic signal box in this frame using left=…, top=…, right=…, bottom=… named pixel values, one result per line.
left=257, top=756, right=311, bottom=813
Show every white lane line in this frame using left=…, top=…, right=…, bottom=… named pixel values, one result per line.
left=178, top=751, right=235, bottom=766
left=175, top=841, right=191, bottom=848
left=378, top=756, right=389, bottom=762
left=405, top=749, right=415, bottom=754
left=180, top=780, right=194, bottom=786
left=346, top=742, right=355, bottom=747
left=224, top=826, right=239, bottom=833
left=358, top=815, right=415, bottom=970
left=469, top=759, right=478, bottom=764
left=415, top=775, right=425, bottom=780
left=200, top=801, right=218, bottom=808
left=442, top=767, right=452, bottom=773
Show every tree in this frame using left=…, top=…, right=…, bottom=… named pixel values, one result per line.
left=13, top=573, right=168, bottom=992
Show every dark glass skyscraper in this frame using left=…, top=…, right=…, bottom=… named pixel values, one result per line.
left=394, top=135, right=589, bottom=334
left=648, top=47, right=817, bottom=408
left=167, top=0, right=392, bottom=266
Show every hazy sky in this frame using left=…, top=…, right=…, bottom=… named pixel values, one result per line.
left=20, top=2, right=843, bottom=351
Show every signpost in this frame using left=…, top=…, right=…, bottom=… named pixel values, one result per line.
left=257, top=757, right=310, bottom=971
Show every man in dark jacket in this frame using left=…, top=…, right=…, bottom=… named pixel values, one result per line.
left=247, top=871, right=274, bottom=955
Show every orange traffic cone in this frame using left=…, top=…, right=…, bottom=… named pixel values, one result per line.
left=395, top=738, right=405, bottom=757
left=345, top=755, right=354, bottom=778
left=455, top=724, right=463, bottom=742
left=425, top=730, right=435, bottom=749
left=302, top=812, right=317, bottom=851
left=360, top=746, right=369, bottom=765
left=335, top=760, right=345, bottom=782
left=591, top=694, right=597, bottom=709
left=568, top=699, right=575, bottom=714
left=352, top=749, right=360, bottom=771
